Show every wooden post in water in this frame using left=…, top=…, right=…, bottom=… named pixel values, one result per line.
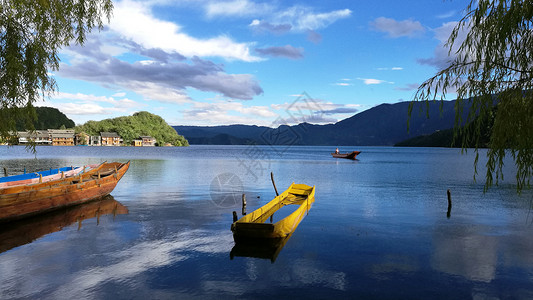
left=232, top=211, right=238, bottom=223
left=447, top=189, right=452, bottom=218
left=242, top=193, right=247, bottom=215
left=271, top=172, right=279, bottom=196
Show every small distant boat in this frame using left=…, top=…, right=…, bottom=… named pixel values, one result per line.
left=0, top=161, right=130, bottom=222
left=231, top=183, right=315, bottom=242
left=331, top=150, right=361, bottom=160
left=0, top=165, right=98, bottom=188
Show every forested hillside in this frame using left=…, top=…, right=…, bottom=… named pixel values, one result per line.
left=16, top=107, right=75, bottom=130
left=76, top=111, right=189, bottom=146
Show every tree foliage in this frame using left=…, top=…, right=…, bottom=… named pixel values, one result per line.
left=15, top=106, right=75, bottom=130
left=0, top=0, right=112, bottom=140
left=411, top=0, right=532, bottom=192
left=76, top=111, right=189, bottom=146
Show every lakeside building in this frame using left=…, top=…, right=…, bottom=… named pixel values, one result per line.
left=140, top=136, right=156, bottom=147
left=48, top=129, right=75, bottom=146
left=100, top=132, right=123, bottom=146
left=88, top=135, right=102, bottom=146
left=132, top=136, right=156, bottom=147
left=17, top=130, right=52, bottom=145
left=10, top=131, right=164, bottom=147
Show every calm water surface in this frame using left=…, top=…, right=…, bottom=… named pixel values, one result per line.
left=0, top=145, right=532, bottom=299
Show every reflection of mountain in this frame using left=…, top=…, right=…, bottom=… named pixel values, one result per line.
left=0, top=195, right=128, bottom=254
left=431, top=224, right=498, bottom=283
left=230, top=235, right=291, bottom=263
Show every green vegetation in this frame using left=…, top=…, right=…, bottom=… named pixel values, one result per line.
left=76, top=111, right=189, bottom=146
left=411, top=0, right=532, bottom=192
left=0, top=0, right=112, bottom=144
left=16, top=107, right=75, bottom=130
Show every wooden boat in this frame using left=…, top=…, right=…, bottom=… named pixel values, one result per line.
left=0, top=161, right=130, bottom=222
left=0, top=195, right=128, bottom=254
left=231, top=183, right=315, bottom=242
left=331, top=150, right=361, bottom=160
left=0, top=165, right=98, bottom=188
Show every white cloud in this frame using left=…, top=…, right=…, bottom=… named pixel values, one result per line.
left=111, top=0, right=261, bottom=62
left=357, top=78, right=394, bottom=85
left=249, top=6, right=351, bottom=34
left=112, top=92, right=126, bottom=97
left=417, top=21, right=467, bottom=70
left=182, top=101, right=278, bottom=126
left=377, top=67, right=403, bottom=71
left=370, top=17, right=425, bottom=38
left=205, top=0, right=273, bottom=18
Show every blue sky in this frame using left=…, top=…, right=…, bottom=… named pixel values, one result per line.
left=42, top=0, right=470, bottom=127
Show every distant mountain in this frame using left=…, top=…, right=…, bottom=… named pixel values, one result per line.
left=173, top=100, right=466, bottom=146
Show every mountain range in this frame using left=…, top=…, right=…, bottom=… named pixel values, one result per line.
left=173, top=100, right=464, bottom=146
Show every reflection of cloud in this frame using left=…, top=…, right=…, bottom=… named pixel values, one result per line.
left=292, top=258, right=346, bottom=290
left=50, top=230, right=232, bottom=299
left=370, top=255, right=419, bottom=280
left=431, top=225, right=498, bottom=283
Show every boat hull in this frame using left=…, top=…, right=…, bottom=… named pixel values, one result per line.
left=231, top=183, right=315, bottom=240
left=0, top=162, right=129, bottom=223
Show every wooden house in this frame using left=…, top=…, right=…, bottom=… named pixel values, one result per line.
left=48, top=129, right=75, bottom=146
left=88, top=135, right=101, bottom=146
left=140, top=136, right=156, bottom=147
left=100, top=132, right=122, bottom=146
left=17, top=131, right=52, bottom=145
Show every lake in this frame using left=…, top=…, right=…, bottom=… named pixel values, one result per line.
left=0, top=145, right=532, bottom=299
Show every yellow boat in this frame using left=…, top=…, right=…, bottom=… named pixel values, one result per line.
left=231, top=183, right=315, bottom=242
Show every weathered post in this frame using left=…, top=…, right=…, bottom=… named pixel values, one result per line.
left=242, top=194, right=247, bottom=215
left=271, top=172, right=279, bottom=196
left=447, top=189, right=452, bottom=218
left=232, top=211, right=238, bottom=223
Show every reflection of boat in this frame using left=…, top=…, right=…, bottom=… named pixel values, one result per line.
left=331, top=151, right=361, bottom=160
left=0, top=166, right=86, bottom=188
left=0, top=195, right=128, bottom=254
left=230, top=234, right=291, bottom=263
left=0, top=161, right=130, bottom=222
left=231, top=183, right=315, bottom=241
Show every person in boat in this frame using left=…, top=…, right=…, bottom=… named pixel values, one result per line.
left=335, top=147, right=339, bottom=154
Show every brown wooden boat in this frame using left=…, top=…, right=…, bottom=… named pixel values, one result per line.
left=0, top=161, right=130, bottom=223
left=331, top=151, right=361, bottom=160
